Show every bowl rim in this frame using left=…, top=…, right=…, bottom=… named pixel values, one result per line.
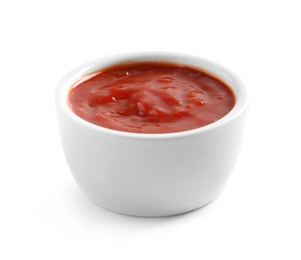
left=55, top=51, right=249, bottom=140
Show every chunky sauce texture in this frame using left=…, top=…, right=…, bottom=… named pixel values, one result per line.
left=68, top=61, right=235, bottom=133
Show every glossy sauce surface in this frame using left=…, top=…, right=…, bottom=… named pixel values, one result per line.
left=68, top=61, right=235, bottom=133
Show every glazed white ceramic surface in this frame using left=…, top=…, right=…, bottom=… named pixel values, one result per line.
left=55, top=52, right=248, bottom=217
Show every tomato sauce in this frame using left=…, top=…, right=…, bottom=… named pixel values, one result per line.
left=68, top=61, right=235, bottom=133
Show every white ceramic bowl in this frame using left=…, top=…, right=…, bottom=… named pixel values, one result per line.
left=55, top=52, right=248, bottom=217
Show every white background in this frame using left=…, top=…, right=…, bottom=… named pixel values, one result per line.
left=1, top=0, right=300, bottom=259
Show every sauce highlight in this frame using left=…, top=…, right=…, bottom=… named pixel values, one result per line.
left=68, top=61, right=235, bottom=133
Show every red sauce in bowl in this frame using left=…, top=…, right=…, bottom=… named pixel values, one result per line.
left=68, top=61, right=235, bottom=133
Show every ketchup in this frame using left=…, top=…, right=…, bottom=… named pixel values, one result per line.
left=68, top=61, right=235, bottom=133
